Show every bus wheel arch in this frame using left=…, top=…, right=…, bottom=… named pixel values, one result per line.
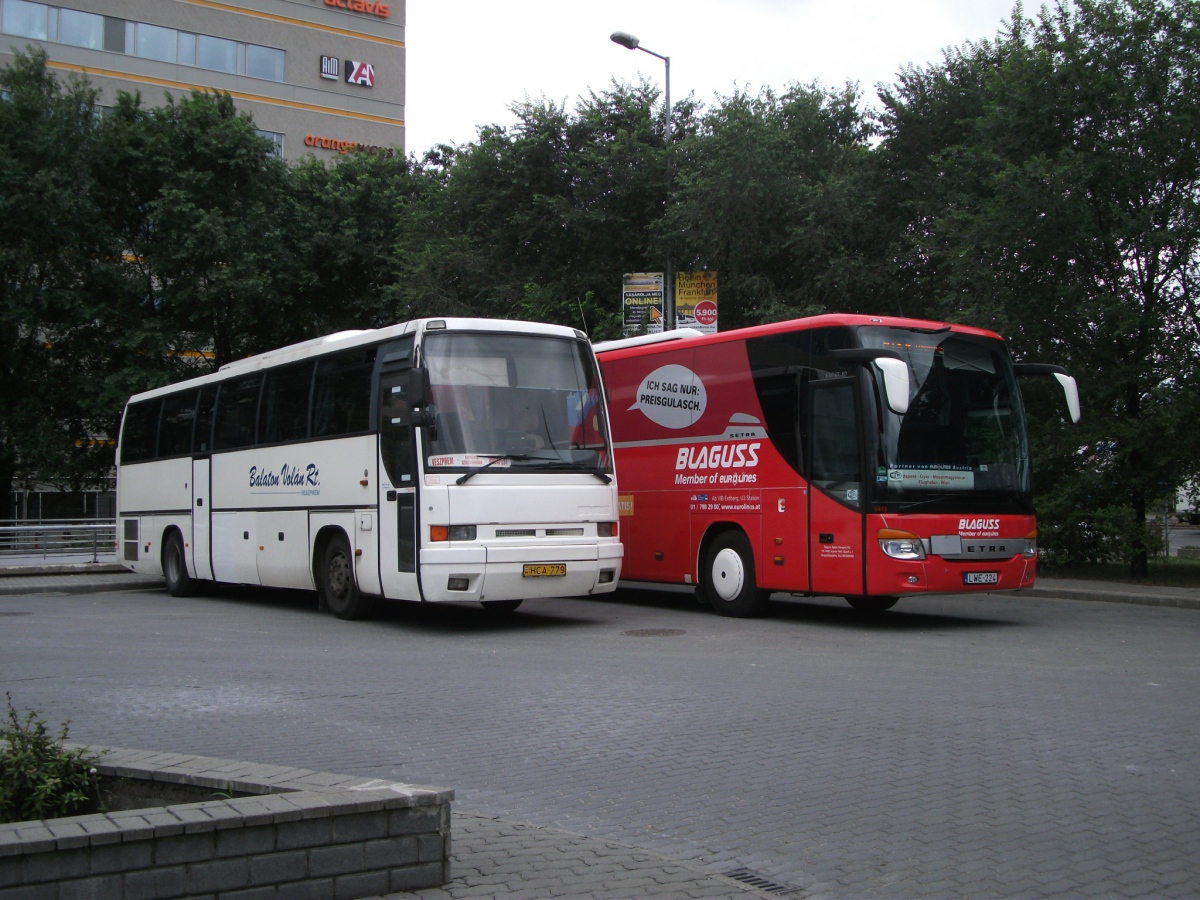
left=314, top=527, right=374, bottom=620
left=698, top=525, right=768, bottom=618
left=161, top=527, right=197, bottom=597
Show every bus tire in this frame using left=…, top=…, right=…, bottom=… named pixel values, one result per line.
left=481, top=599, right=523, bottom=614
left=702, top=530, right=768, bottom=618
left=163, top=531, right=197, bottom=597
left=845, top=595, right=899, bottom=614
left=321, top=534, right=373, bottom=620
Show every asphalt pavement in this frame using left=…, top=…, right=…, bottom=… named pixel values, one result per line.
left=2, top=566, right=1200, bottom=897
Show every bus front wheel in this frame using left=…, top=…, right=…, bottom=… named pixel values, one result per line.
left=163, top=532, right=197, bottom=597
left=702, top=531, right=768, bottom=618
left=321, top=535, right=374, bottom=620
left=845, top=596, right=899, bottom=614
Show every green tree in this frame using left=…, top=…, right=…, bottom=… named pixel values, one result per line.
left=658, top=82, right=881, bottom=328
left=0, top=49, right=117, bottom=516
left=102, top=89, right=298, bottom=370
left=419, top=81, right=693, bottom=338
left=877, top=0, right=1200, bottom=574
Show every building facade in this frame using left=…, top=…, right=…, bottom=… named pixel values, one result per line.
left=0, top=0, right=405, bottom=160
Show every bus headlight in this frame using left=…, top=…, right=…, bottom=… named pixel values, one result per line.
left=1023, top=529, right=1038, bottom=559
left=878, top=529, right=926, bottom=560
left=430, top=525, right=477, bottom=541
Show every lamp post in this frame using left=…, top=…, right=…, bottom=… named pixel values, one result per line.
left=610, top=30, right=674, bottom=331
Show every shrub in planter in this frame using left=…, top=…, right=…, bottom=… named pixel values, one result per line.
left=0, top=694, right=104, bottom=823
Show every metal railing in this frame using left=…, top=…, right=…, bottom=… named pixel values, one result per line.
left=0, top=519, right=118, bottom=564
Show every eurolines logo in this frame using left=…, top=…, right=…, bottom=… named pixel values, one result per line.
left=674, top=442, right=761, bottom=486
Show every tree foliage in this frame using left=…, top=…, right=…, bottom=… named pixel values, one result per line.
left=877, top=0, right=1200, bottom=573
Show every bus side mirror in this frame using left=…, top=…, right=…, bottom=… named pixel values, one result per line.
left=407, top=367, right=432, bottom=427
left=874, top=358, right=911, bottom=416
left=1013, top=363, right=1081, bottom=424
left=830, top=348, right=910, bottom=416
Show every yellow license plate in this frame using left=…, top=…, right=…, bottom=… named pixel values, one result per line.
left=523, top=563, right=566, bottom=577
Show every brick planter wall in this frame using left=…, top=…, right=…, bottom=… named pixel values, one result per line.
left=0, top=746, right=453, bottom=899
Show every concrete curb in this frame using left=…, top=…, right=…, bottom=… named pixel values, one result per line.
left=0, top=562, right=129, bottom=577
left=0, top=571, right=161, bottom=597
left=1019, top=584, right=1200, bottom=611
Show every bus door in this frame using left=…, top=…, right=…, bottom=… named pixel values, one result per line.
left=807, top=378, right=866, bottom=597
left=378, top=369, right=420, bottom=601
left=191, top=457, right=213, bottom=581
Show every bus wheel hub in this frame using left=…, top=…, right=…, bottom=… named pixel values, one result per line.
left=711, top=548, right=745, bottom=601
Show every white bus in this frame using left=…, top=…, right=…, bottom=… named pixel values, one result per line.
left=116, top=318, right=623, bottom=618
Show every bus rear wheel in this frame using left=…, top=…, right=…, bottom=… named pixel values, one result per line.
left=702, top=530, right=768, bottom=618
left=481, top=599, right=523, bottom=614
left=845, top=596, right=899, bottom=614
left=322, top=535, right=374, bottom=620
left=163, top=532, right=197, bottom=597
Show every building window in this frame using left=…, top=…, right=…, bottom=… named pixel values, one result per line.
left=256, top=129, right=284, bottom=158
left=0, top=2, right=286, bottom=83
left=102, top=15, right=124, bottom=53
left=134, top=21, right=175, bottom=62
left=177, top=30, right=195, bottom=65
left=58, top=7, right=101, bottom=49
left=245, top=43, right=283, bottom=82
left=2, top=0, right=50, bottom=40
left=195, top=33, right=235, bottom=73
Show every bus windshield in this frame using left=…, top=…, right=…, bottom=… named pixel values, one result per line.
left=421, top=332, right=611, bottom=473
left=859, top=326, right=1031, bottom=510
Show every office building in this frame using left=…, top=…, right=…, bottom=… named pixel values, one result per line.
left=0, top=0, right=405, bottom=159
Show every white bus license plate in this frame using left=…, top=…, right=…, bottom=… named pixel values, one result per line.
left=964, top=572, right=999, bottom=585
left=523, top=563, right=567, bottom=578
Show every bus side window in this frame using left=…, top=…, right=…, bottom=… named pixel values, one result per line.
left=259, top=362, right=314, bottom=445
left=120, top=399, right=162, bottom=463
left=158, top=390, right=198, bottom=458
left=380, top=379, right=413, bottom=484
left=809, top=381, right=862, bottom=508
left=193, top=386, right=217, bottom=454
left=213, top=375, right=263, bottom=451
left=312, top=348, right=375, bottom=437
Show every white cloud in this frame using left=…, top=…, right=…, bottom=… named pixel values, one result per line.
left=403, top=0, right=1019, bottom=155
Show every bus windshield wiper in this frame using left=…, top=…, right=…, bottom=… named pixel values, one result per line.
left=455, top=454, right=612, bottom=485
left=455, top=454, right=533, bottom=485
left=515, top=458, right=613, bottom=483
left=893, top=496, right=954, bottom=513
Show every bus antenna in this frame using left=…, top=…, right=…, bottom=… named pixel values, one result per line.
left=576, top=296, right=589, bottom=336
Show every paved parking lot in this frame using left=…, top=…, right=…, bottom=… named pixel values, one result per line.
left=2, top=583, right=1198, bottom=898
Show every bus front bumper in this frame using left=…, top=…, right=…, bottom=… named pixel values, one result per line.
left=419, top=542, right=623, bottom=603
left=869, top=554, right=1036, bottom=595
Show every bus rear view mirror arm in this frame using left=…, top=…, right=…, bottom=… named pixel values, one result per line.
left=1013, top=363, right=1082, bottom=424
left=830, top=348, right=910, bottom=416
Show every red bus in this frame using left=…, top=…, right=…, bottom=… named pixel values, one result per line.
left=594, top=314, right=1079, bottom=616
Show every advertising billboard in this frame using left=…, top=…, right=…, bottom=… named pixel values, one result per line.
left=675, top=271, right=718, bottom=334
left=622, top=272, right=664, bottom=337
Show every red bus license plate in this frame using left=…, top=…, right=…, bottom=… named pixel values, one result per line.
left=964, top=572, right=999, bottom=585
left=523, top=564, right=566, bottom=577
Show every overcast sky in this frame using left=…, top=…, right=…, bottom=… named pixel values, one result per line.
left=402, top=0, right=1023, bottom=156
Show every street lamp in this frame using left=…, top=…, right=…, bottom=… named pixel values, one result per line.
left=610, top=30, right=674, bottom=330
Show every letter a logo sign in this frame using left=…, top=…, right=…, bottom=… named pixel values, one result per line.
left=345, top=60, right=375, bottom=87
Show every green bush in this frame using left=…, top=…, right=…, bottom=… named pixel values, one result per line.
left=0, top=694, right=104, bottom=823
